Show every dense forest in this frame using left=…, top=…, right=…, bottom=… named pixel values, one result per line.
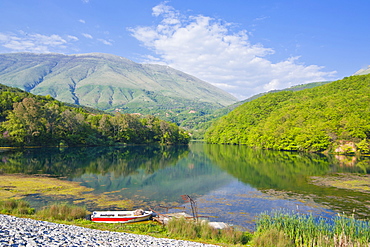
left=0, top=84, right=190, bottom=147
left=187, top=81, right=331, bottom=139
left=205, top=74, right=370, bottom=154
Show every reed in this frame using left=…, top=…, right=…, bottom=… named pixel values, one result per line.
left=255, top=210, right=370, bottom=247
left=167, top=217, right=251, bottom=245
left=36, top=203, right=87, bottom=221
left=0, top=199, right=35, bottom=215
left=253, top=228, right=295, bottom=247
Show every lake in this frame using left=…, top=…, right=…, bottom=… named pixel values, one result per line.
left=0, top=142, right=369, bottom=230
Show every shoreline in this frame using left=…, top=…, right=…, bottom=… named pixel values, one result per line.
left=0, top=214, right=219, bottom=246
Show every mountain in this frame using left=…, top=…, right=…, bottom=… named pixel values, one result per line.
left=0, top=52, right=237, bottom=115
left=187, top=80, right=331, bottom=139
left=353, top=65, right=370, bottom=75
left=205, top=74, right=370, bottom=154
left=0, top=83, right=190, bottom=146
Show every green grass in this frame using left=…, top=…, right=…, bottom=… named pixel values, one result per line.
left=4, top=199, right=370, bottom=246
left=255, top=210, right=370, bottom=246
left=0, top=199, right=251, bottom=246
left=167, top=217, right=252, bottom=245
left=0, top=199, right=35, bottom=215
left=36, top=203, right=88, bottom=221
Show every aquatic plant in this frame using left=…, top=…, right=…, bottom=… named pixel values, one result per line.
left=0, top=199, right=35, bottom=215
left=255, top=210, right=370, bottom=246
left=167, top=217, right=251, bottom=245
left=36, top=203, right=87, bottom=221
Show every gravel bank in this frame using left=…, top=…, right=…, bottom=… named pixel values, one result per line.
left=0, top=214, right=219, bottom=246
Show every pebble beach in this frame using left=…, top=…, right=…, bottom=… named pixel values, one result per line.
left=0, top=214, right=219, bottom=247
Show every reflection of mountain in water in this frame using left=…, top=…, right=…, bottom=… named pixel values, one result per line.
left=204, top=144, right=331, bottom=190
left=204, top=144, right=370, bottom=218
left=0, top=145, right=190, bottom=177
left=0, top=144, right=233, bottom=204
left=71, top=144, right=233, bottom=204
left=3, top=143, right=369, bottom=220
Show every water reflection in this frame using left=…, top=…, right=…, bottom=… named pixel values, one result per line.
left=70, top=145, right=233, bottom=205
left=0, top=145, right=190, bottom=177
left=0, top=143, right=369, bottom=229
left=203, top=144, right=370, bottom=220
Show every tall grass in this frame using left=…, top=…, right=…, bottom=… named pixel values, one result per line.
left=0, top=199, right=35, bottom=215
left=167, top=217, right=251, bottom=245
left=36, top=203, right=87, bottom=221
left=253, top=228, right=295, bottom=247
left=255, top=210, right=370, bottom=247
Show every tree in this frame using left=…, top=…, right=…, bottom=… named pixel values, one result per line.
left=3, top=98, right=46, bottom=145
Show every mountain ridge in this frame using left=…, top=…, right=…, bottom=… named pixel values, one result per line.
left=0, top=52, right=237, bottom=113
left=353, top=65, right=370, bottom=76
left=205, top=74, right=370, bottom=153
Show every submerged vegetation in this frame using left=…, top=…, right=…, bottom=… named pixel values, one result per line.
left=205, top=74, right=370, bottom=154
left=0, top=174, right=134, bottom=209
left=0, top=84, right=190, bottom=147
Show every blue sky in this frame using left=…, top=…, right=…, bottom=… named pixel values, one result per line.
left=0, top=0, right=369, bottom=99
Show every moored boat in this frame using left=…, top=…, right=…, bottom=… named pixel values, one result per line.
left=89, top=209, right=153, bottom=223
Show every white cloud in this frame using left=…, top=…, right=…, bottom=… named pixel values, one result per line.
left=67, top=35, right=79, bottom=41
left=130, top=3, right=336, bottom=100
left=79, top=19, right=86, bottom=24
left=82, top=33, right=93, bottom=39
left=0, top=32, right=70, bottom=53
left=98, top=38, right=112, bottom=46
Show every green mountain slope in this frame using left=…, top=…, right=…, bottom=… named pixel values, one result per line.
left=205, top=74, right=370, bottom=154
left=0, top=52, right=237, bottom=115
left=188, top=81, right=331, bottom=139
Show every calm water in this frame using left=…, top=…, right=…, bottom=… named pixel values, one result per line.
left=1, top=142, right=369, bottom=230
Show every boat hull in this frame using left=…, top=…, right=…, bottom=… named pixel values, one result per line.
left=91, top=210, right=153, bottom=223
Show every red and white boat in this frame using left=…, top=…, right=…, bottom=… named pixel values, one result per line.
left=90, top=209, right=153, bottom=223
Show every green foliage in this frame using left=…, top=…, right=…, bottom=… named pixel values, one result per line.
left=36, top=203, right=87, bottom=221
left=205, top=75, right=370, bottom=153
left=1, top=53, right=334, bottom=136
left=255, top=211, right=370, bottom=246
left=183, top=81, right=331, bottom=139
left=0, top=199, right=35, bottom=215
left=167, top=217, right=251, bottom=245
left=0, top=84, right=190, bottom=147
left=0, top=52, right=237, bottom=126
left=253, top=228, right=295, bottom=247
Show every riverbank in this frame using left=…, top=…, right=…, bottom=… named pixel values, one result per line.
left=0, top=214, right=219, bottom=246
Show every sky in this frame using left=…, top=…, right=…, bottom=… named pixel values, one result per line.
left=0, top=0, right=369, bottom=100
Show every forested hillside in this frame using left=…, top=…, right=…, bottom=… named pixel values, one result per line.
left=205, top=74, right=370, bottom=154
left=0, top=53, right=237, bottom=126
left=188, top=81, right=331, bottom=139
left=0, top=84, right=190, bottom=147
